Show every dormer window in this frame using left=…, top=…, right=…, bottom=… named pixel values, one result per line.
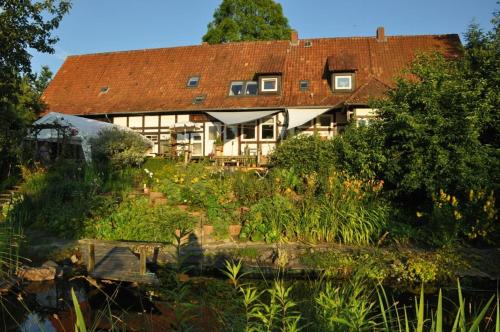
left=332, top=73, right=355, bottom=92
left=259, top=76, right=280, bottom=94
left=187, top=76, right=200, bottom=87
left=335, top=75, right=352, bottom=90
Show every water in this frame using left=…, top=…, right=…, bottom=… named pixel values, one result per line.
left=1, top=272, right=498, bottom=331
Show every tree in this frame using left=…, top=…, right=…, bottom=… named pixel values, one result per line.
left=0, top=0, right=70, bottom=179
left=202, top=0, right=291, bottom=44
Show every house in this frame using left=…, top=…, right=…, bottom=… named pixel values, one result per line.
left=42, top=28, right=461, bottom=159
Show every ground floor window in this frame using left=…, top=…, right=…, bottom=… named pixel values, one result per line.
left=241, top=121, right=256, bottom=140
left=260, top=117, right=275, bottom=140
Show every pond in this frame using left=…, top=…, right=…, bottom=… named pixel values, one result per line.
left=1, top=267, right=498, bottom=331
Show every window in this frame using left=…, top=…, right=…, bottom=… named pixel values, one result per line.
left=241, top=121, right=256, bottom=140
left=334, top=75, right=353, bottom=90
left=208, top=126, right=220, bottom=140
left=260, top=117, right=275, bottom=140
left=304, top=40, right=313, bottom=47
left=318, top=115, right=332, bottom=127
left=260, top=77, right=278, bottom=92
left=187, top=76, right=200, bottom=87
left=225, top=126, right=237, bottom=140
left=229, top=81, right=244, bottom=96
left=244, top=81, right=258, bottom=95
left=192, top=95, right=205, bottom=104
left=229, top=81, right=258, bottom=96
left=144, top=134, right=158, bottom=142
left=299, top=80, right=309, bottom=91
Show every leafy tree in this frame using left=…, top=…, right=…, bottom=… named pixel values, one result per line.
left=0, top=0, right=70, bottom=179
left=203, top=0, right=291, bottom=44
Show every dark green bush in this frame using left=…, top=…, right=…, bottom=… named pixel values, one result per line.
left=269, top=134, right=336, bottom=177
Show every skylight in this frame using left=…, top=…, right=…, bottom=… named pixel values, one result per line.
left=187, top=76, right=200, bottom=87
left=299, top=80, right=309, bottom=91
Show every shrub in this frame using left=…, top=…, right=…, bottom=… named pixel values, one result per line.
left=87, top=197, right=196, bottom=243
left=269, top=134, right=336, bottom=177
left=90, top=127, right=152, bottom=170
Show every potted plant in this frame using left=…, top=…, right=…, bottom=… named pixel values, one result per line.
left=214, top=135, right=223, bottom=156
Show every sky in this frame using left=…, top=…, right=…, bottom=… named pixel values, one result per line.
left=31, top=0, right=498, bottom=74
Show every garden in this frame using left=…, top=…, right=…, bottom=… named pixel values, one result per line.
left=1, top=8, right=500, bottom=331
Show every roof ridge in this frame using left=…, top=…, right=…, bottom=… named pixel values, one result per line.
left=66, top=33, right=460, bottom=58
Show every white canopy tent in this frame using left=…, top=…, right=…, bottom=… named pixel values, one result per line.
left=29, top=112, right=152, bottom=162
left=286, top=108, right=331, bottom=129
left=206, top=110, right=278, bottom=125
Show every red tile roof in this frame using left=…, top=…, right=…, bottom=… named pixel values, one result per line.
left=42, top=33, right=461, bottom=116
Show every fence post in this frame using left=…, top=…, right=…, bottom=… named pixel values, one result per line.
left=88, top=243, right=95, bottom=273
left=140, top=248, right=146, bottom=275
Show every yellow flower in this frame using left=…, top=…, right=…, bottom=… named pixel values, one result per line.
left=451, top=196, right=458, bottom=207
left=469, top=189, right=474, bottom=202
left=416, top=211, right=424, bottom=218
left=453, top=210, right=462, bottom=220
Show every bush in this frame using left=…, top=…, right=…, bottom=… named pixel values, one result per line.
left=90, top=127, right=152, bottom=170
left=269, top=134, right=336, bottom=177
left=87, top=197, right=196, bottom=243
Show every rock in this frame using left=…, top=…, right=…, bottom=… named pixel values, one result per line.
left=17, top=266, right=56, bottom=281
left=42, top=260, right=59, bottom=268
left=70, top=254, right=79, bottom=264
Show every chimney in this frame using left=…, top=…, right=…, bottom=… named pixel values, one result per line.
left=290, top=29, right=299, bottom=45
left=201, top=41, right=208, bottom=46
left=376, top=26, right=386, bottom=42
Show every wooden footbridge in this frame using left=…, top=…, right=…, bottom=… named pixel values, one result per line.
left=79, top=239, right=160, bottom=285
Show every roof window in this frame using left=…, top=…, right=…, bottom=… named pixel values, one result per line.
left=187, top=76, right=200, bottom=88
left=229, top=81, right=258, bottom=96
left=304, top=40, right=313, bottom=47
left=192, top=95, right=206, bottom=104
left=244, top=81, right=258, bottom=95
left=100, top=86, right=109, bottom=93
left=229, top=81, right=244, bottom=96
left=299, top=80, right=309, bottom=91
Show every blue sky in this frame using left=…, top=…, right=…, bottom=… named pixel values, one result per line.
left=31, top=0, right=498, bottom=74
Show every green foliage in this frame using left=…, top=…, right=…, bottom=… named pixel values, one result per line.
left=87, top=197, right=196, bottom=243
left=90, top=127, right=152, bottom=170
left=270, top=134, right=337, bottom=178
left=0, top=0, right=70, bottom=181
left=202, top=0, right=291, bottom=44
left=242, top=171, right=388, bottom=245
left=315, top=277, right=376, bottom=331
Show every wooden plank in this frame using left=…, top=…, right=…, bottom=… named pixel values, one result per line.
left=80, top=244, right=159, bottom=284
left=88, top=243, right=95, bottom=272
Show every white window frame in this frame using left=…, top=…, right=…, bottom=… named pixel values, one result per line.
left=334, top=75, right=352, bottom=90
left=187, top=76, right=200, bottom=87
left=260, top=117, right=276, bottom=141
left=241, top=121, right=257, bottom=141
left=261, top=77, right=278, bottom=92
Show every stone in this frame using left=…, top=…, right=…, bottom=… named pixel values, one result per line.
left=42, top=260, right=59, bottom=268
left=17, top=266, right=56, bottom=281
left=228, top=224, right=241, bottom=236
